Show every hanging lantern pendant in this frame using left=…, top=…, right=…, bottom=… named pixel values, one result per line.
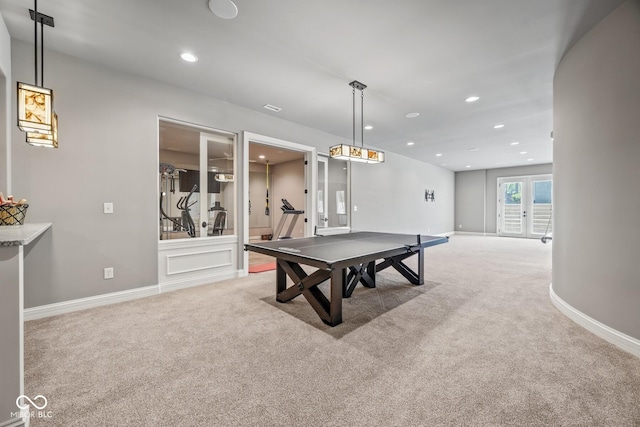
left=329, top=80, right=384, bottom=163
left=17, top=1, right=58, bottom=147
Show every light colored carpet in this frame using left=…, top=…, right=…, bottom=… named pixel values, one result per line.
left=24, top=235, right=640, bottom=426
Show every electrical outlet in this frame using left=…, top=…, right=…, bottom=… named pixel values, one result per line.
left=354, top=205, right=358, bottom=212
left=459, top=224, right=463, bottom=229
left=103, top=267, right=114, bottom=279
left=103, top=202, right=114, bottom=214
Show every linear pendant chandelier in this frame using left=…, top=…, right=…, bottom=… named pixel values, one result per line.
left=17, top=0, right=58, bottom=148
left=330, top=80, right=384, bottom=164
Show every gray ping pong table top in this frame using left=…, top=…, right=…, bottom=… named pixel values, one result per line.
left=245, top=231, right=448, bottom=265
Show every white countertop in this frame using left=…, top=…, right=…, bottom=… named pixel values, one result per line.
left=0, top=223, right=52, bottom=246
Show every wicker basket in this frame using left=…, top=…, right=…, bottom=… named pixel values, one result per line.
left=0, top=204, right=29, bottom=225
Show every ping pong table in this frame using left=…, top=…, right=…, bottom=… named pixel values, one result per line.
left=244, top=231, right=448, bottom=326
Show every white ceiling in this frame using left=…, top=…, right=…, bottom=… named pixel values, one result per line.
left=0, top=0, right=624, bottom=171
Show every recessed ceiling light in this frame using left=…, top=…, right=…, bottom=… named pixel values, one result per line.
left=510, top=142, right=520, bottom=145
left=435, top=153, right=443, bottom=157
left=180, top=52, right=198, bottom=63
left=527, top=158, right=534, bottom=161
left=208, top=0, right=238, bottom=19
left=407, top=141, right=415, bottom=146
left=263, top=104, right=282, bottom=112
left=519, top=151, right=528, bottom=154
left=364, top=125, right=373, bottom=130
left=258, top=155, right=265, bottom=159
left=466, top=165, right=472, bottom=168
left=465, top=96, right=480, bottom=103
left=493, top=124, right=505, bottom=129
left=405, top=112, right=420, bottom=119
left=468, top=148, right=479, bottom=152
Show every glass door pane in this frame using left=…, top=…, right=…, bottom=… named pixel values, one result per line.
left=202, top=132, right=235, bottom=237
left=530, top=178, right=552, bottom=237
left=499, top=180, right=525, bottom=236
left=327, top=158, right=349, bottom=227
left=315, top=156, right=349, bottom=231
left=159, top=121, right=201, bottom=240
left=317, top=157, right=328, bottom=229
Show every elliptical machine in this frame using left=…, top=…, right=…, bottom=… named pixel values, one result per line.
left=159, top=163, right=198, bottom=239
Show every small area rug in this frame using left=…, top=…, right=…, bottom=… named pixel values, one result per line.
left=248, top=262, right=276, bottom=273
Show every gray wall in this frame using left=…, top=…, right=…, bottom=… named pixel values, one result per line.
left=350, top=151, right=454, bottom=235
left=553, top=0, right=640, bottom=339
left=454, top=170, right=486, bottom=232
left=7, top=38, right=455, bottom=308
left=248, top=171, right=270, bottom=232
left=455, top=164, right=553, bottom=234
left=271, top=158, right=305, bottom=238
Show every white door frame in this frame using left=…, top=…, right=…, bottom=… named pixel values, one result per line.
left=317, top=156, right=329, bottom=229
left=240, top=132, right=317, bottom=272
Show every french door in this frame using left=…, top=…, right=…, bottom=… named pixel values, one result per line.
left=497, top=175, right=552, bottom=238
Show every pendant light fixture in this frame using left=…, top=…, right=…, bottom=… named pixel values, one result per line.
left=17, top=0, right=58, bottom=148
left=330, top=80, right=384, bottom=164
left=26, top=111, right=57, bottom=147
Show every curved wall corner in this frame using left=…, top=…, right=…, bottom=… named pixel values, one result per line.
left=553, top=0, right=640, bottom=353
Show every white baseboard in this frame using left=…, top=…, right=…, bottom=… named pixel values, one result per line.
left=24, top=270, right=246, bottom=321
left=24, top=286, right=159, bottom=321
left=549, top=283, right=640, bottom=358
left=454, top=231, right=497, bottom=236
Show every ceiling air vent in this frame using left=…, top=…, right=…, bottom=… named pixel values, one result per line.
left=263, top=104, right=282, bottom=112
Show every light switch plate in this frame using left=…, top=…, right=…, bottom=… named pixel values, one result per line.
left=104, top=267, right=114, bottom=279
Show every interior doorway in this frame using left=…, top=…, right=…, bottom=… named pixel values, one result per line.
left=497, top=174, right=552, bottom=239
left=248, top=143, right=305, bottom=241
left=241, top=132, right=317, bottom=271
